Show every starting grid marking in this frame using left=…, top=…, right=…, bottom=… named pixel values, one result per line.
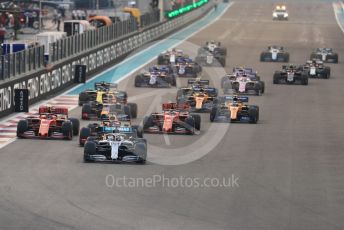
left=0, top=95, right=78, bottom=148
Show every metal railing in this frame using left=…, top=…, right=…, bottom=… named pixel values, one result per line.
left=0, top=10, right=160, bottom=81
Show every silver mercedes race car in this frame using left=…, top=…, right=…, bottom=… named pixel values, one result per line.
left=83, top=125, right=147, bottom=164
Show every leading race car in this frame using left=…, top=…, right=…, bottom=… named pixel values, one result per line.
left=157, top=48, right=188, bottom=65
left=78, top=82, right=128, bottom=106
left=272, top=5, right=288, bottom=20
left=260, top=46, right=289, bottom=62
left=17, top=105, right=80, bottom=140
left=79, top=115, right=138, bottom=146
left=221, top=67, right=265, bottom=95
left=143, top=103, right=201, bottom=134
left=135, top=65, right=176, bottom=87
left=83, top=125, right=147, bottom=163
left=210, top=95, right=259, bottom=124
left=175, top=57, right=202, bottom=78
left=310, top=48, right=338, bottom=63
left=195, top=41, right=227, bottom=67
left=177, top=79, right=218, bottom=112
left=302, top=59, right=330, bottom=79
left=273, top=64, right=308, bottom=85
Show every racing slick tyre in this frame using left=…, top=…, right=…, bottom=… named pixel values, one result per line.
left=84, top=142, right=96, bottom=162
left=127, top=103, right=138, bottom=119
left=219, top=57, right=226, bottom=67
left=62, top=121, right=73, bottom=140
left=260, top=52, right=269, bottom=62
left=191, top=114, right=201, bottom=130
left=17, top=120, right=28, bottom=137
left=310, top=53, right=317, bottom=60
left=254, top=84, right=263, bottom=96
left=184, top=117, right=195, bottom=134
left=134, top=141, right=147, bottom=164
left=273, top=73, right=281, bottom=84
left=301, top=76, right=308, bottom=85
left=79, top=127, right=91, bottom=146
left=132, top=125, right=144, bottom=138
left=157, top=55, right=166, bottom=65
left=332, top=53, right=338, bottom=63
left=279, top=53, right=289, bottom=62
left=248, top=108, right=259, bottom=124
left=324, top=67, right=331, bottom=79
left=78, top=92, right=89, bottom=106
left=69, top=118, right=80, bottom=136
left=143, top=116, right=154, bottom=130
left=259, top=81, right=265, bottom=93
left=210, top=107, right=218, bottom=122
left=135, top=74, right=143, bottom=87
left=81, top=104, right=92, bottom=120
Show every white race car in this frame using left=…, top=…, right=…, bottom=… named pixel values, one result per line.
left=272, top=5, right=288, bottom=20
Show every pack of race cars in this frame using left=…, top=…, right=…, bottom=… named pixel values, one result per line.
left=16, top=35, right=339, bottom=164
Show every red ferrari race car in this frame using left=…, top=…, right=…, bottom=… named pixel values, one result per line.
left=16, top=105, right=80, bottom=140
left=143, top=103, right=201, bottom=134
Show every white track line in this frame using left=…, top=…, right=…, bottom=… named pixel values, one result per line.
left=333, top=2, right=344, bottom=34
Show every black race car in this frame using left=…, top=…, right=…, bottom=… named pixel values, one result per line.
left=273, top=64, right=308, bottom=85
left=175, top=57, right=202, bottom=78
left=195, top=41, right=227, bottom=67
left=310, top=48, right=338, bottom=63
left=302, top=59, right=330, bottom=79
left=260, top=46, right=289, bottom=62
left=135, top=65, right=176, bottom=87
left=83, top=125, right=147, bottom=163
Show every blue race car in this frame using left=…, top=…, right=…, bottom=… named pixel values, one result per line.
left=135, top=65, right=176, bottom=87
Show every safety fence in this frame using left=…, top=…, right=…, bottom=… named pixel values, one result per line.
left=0, top=1, right=214, bottom=117
left=0, top=9, right=160, bottom=81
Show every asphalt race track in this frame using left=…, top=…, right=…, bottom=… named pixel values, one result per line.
left=1, top=1, right=344, bottom=229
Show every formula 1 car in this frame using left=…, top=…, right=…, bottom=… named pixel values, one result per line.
left=157, top=49, right=188, bottom=65
left=176, top=79, right=218, bottom=112
left=143, top=103, right=201, bottom=134
left=78, top=82, right=128, bottom=106
left=210, top=95, right=259, bottom=124
left=83, top=126, right=147, bottom=163
left=310, top=48, right=338, bottom=63
left=302, top=59, right=330, bottom=79
left=175, top=57, right=202, bottom=78
left=79, top=118, right=142, bottom=146
left=82, top=101, right=137, bottom=120
left=17, top=105, right=80, bottom=140
left=272, top=5, right=288, bottom=20
left=273, top=64, right=308, bottom=85
left=135, top=65, right=176, bottom=87
left=260, top=46, right=289, bottom=62
left=221, top=67, right=265, bottom=95
left=195, top=41, right=227, bottom=67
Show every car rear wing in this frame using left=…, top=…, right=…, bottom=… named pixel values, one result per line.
left=187, top=79, right=210, bottom=86
left=162, top=102, right=190, bottom=111
left=233, top=67, right=253, bottom=73
left=94, top=82, right=118, bottom=90
left=39, top=105, right=68, bottom=116
left=217, top=96, right=249, bottom=103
